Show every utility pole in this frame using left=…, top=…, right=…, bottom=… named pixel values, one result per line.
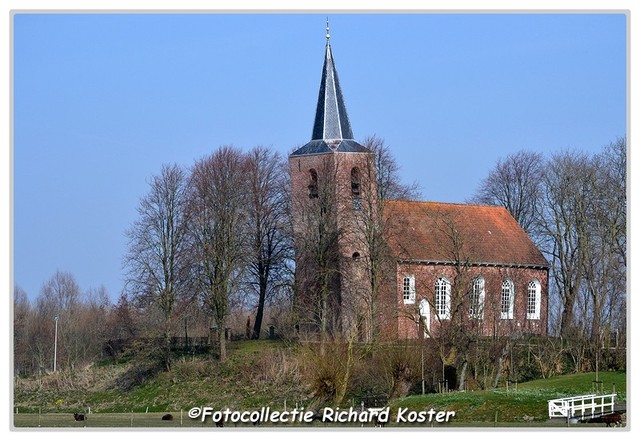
left=53, top=316, right=59, bottom=372
left=421, top=345, right=425, bottom=395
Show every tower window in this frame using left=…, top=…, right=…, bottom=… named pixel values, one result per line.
left=351, top=167, right=360, bottom=196
left=308, top=169, right=318, bottom=198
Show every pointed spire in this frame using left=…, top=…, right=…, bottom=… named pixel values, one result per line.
left=290, top=21, right=370, bottom=157
left=310, top=22, right=354, bottom=143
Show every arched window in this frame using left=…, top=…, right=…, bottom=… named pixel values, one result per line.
left=351, top=167, right=360, bottom=196
left=469, top=277, right=485, bottom=319
left=308, top=169, right=318, bottom=198
left=501, top=279, right=515, bottom=320
left=435, top=277, right=451, bottom=320
left=402, top=275, right=415, bottom=304
left=527, top=279, right=541, bottom=320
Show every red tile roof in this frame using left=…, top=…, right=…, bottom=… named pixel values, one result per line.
left=383, top=200, right=548, bottom=268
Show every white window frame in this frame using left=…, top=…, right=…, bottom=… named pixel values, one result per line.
left=469, top=277, right=485, bottom=319
left=435, top=277, right=451, bottom=320
left=402, top=275, right=415, bottom=304
left=527, top=279, right=541, bottom=320
left=501, top=279, right=515, bottom=320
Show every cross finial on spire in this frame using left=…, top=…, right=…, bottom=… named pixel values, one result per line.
left=326, top=18, right=330, bottom=42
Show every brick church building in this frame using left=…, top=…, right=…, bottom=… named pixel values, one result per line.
left=289, top=29, right=548, bottom=341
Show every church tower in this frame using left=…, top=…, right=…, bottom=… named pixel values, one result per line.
left=290, top=22, right=377, bottom=340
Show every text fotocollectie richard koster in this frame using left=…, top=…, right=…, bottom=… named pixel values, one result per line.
left=188, top=406, right=456, bottom=425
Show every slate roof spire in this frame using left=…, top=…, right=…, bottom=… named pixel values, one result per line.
left=311, top=20, right=354, bottom=142
left=290, top=20, right=370, bottom=157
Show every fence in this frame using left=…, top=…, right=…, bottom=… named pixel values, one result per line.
left=548, top=393, right=617, bottom=420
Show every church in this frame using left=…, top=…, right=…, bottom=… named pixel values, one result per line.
left=289, top=27, right=549, bottom=342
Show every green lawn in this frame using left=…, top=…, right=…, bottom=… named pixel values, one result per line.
left=391, top=371, right=626, bottom=425
left=13, top=371, right=626, bottom=429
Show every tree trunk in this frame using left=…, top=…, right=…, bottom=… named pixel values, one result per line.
left=493, top=342, right=510, bottom=388
left=458, top=359, right=468, bottom=391
left=493, top=356, right=504, bottom=389
left=164, top=331, right=172, bottom=371
left=333, top=339, right=353, bottom=406
left=218, top=325, right=227, bottom=362
left=252, top=286, right=266, bottom=339
left=560, top=291, right=577, bottom=337
left=590, top=297, right=602, bottom=342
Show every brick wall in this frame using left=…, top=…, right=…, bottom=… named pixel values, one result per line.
left=391, top=262, right=548, bottom=339
left=289, top=150, right=377, bottom=337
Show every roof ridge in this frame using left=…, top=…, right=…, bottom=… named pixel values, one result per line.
left=387, top=199, right=508, bottom=210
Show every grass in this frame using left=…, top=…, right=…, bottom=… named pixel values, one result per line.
left=13, top=339, right=307, bottom=415
left=13, top=340, right=627, bottom=429
left=392, top=371, right=626, bottom=425
left=13, top=412, right=244, bottom=428
left=14, top=371, right=626, bottom=428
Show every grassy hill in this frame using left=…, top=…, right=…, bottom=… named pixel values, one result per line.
left=13, top=339, right=626, bottom=428
left=14, top=339, right=308, bottom=414
left=392, top=371, right=625, bottom=426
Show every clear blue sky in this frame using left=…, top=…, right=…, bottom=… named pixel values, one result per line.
left=10, top=11, right=628, bottom=302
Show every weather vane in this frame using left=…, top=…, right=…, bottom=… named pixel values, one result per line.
left=326, top=17, right=330, bottom=42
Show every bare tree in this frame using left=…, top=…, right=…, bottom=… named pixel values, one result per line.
left=30, top=293, right=56, bottom=373
left=470, top=150, right=544, bottom=236
left=14, top=275, right=117, bottom=375
left=244, top=146, right=292, bottom=339
left=43, top=271, right=84, bottom=370
left=78, top=285, right=111, bottom=365
left=471, top=138, right=627, bottom=356
left=537, top=150, right=594, bottom=337
left=13, top=285, right=31, bottom=375
left=42, top=270, right=81, bottom=313
left=14, top=273, right=83, bottom=374
left=187, top=146, right=247, bottom=362
left=107, top=292, right=138, bottom=340
left=124, top=163, right=189, bottom=370
left=580, top=138, right=626, bottom=342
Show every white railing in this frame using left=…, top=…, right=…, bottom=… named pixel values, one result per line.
left=548, top=393, right=617, bottom=419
